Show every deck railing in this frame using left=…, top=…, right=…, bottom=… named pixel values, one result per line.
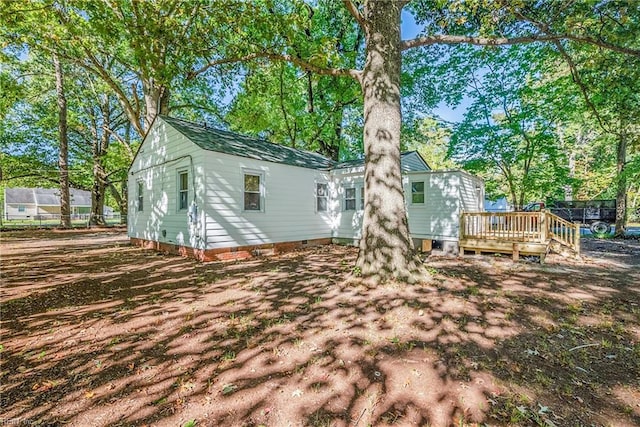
left=459, top=211, right=580, bottom=253
left=460, top=212, right=546, bottom=243
left=546, top=211, right=581, bottom=253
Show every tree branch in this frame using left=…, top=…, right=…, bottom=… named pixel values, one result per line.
left=71, top=45, right=145, bottom=137
left=402, top=33, right=640, bottom=57
left=2, top=173, right=66, bottom=187
left=552, top=40, right=612, bottom=135
left=402, top=34, right=560, bottom=50
left=278, top=64, right=296, bottom=145
left=505, top=3, right=640, bottom=58
left=189, top=52, right=361, bottom=81
left=307, top=97, right=358, bottom=146
left=343, top=0, right=365, bottom=29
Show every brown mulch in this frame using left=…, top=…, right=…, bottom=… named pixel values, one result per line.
left=1, top=230, right=639, bottom=427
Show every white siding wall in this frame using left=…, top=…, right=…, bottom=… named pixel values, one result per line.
left=330, top=170, right=484, bottom=242
left=128, top=120, right=485, bottom=250
left=200, top=151, right=333, bottom=249
left=406, top=171, right=462, bottom=240
left=128, top=118, right=206, bottom=249
left=330, top=168, right=365, bottom=242
left=458, top=172, right=484, bottom=213
left=4, top=204, right=37, bottom=219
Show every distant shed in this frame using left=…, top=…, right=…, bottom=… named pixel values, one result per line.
left=484, top=197, right=512, bottom=212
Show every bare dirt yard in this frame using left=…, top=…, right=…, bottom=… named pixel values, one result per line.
left=1, top=229, right=639, bottom=427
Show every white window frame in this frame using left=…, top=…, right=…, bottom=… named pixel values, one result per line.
left=137, top=180, right=144, bottom=212
left=411, top=181, right=425, bottom=204
left=359, top=186, right=365, bottom=210
left=242, top=169, right=264, bottom=212
left=178, top=170, right=189, bottom=211
left=18, top=205, right=26, bottom=212
left=344, top=187, right=356, bottom=211
left=315, top=182, right=328, bottom=213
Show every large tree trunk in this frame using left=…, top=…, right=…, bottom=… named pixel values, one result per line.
left=90, top=128, right=108, bottom=226
left=90, top=163, right=107, bottom=226
left=355, top=1, right=422, bottom=283
left=54, top=53, right=71, bottom=228
left=89, top=102, right=112, bottom=226
left=614, top=132, right=627, bottom=237
left=143, top=79, right=169, bottom=130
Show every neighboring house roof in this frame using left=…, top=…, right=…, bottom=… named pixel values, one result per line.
left=69, top=189, right=92, bottom=206
left=4, top=188, right=92, bottom=207
left=332, top=151, right=431, bottom=172
left=4, top=187, right=33, bottom=204
left=34, top=189, right=61, bottom=206
left=161, top=116, right=335, bottom=170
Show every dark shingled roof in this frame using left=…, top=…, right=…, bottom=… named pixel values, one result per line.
left=161, top=116, right=335, bottom=170
left=4, top=188, right=91, bottom=206
left=332, top=151, right=430, bottom=172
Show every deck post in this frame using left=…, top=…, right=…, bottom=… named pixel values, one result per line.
left=512, top=243, right=519, bottom=261
left=540, top=211, right=548, bottom=243
left=458, top=212, right=465, bottom=257
left=575, top=223, right=581, bottom=254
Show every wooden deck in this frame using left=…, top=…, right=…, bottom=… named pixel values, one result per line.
left=459, top=211, right=580, bottom=262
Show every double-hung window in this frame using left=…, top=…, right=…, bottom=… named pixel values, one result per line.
left=244, top=172, right=263, bottom=211
left=359, top=187, right=365, bottom=210
left=178, top=171, right=189, bottom=210
left=316, top=183, right=328, bottom=212
left=137, top=181, right=144, bottom=212
left=344, top=187, right=356, bottom=211
left=411, top=181, right=425, bottom=204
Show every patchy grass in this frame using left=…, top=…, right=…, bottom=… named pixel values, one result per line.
left=1, top=230, right=639, bottom=426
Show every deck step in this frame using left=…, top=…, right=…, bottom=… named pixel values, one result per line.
left=459, top=239, right=549, bottom=263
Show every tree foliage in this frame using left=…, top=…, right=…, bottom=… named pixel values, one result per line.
left=447, top=45, right=569, bottom=209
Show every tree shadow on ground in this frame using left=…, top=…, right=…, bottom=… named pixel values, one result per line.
left=1, top=231, right=638, bottom=426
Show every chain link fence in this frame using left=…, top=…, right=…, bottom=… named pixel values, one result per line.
left=1, top=213, right=124, bottom=229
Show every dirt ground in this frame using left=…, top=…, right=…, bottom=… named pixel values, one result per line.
left=1, top=229, right=639, bottom=427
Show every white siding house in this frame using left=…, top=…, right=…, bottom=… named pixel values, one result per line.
left=128, top=116, right=484, bottom=260
left=128, top=116, right=335, bottom=260
left=4, top=187, right=93, bottom=220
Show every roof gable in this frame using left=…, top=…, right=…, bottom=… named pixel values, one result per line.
left=401, top=151, right=431, bottom=172
left=160, top=116, right=335, bottom=170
